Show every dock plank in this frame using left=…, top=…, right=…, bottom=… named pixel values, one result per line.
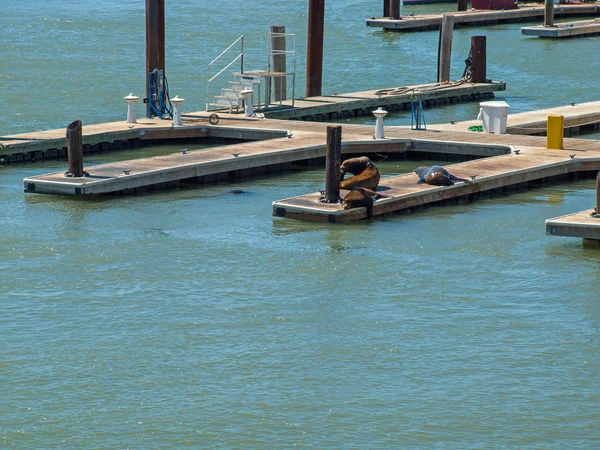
left=546, top=209, right=600, bottom=240
left=272, top=141, right=600, bottom=222
left=522, top=18, right=600, bottom=37
left=366, top=3, right=600, bottom=32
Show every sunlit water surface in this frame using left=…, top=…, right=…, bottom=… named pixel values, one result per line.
left=1, top=1, right=600, bottom=448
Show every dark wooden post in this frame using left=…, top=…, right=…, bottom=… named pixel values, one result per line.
left=384, top=0, right=390, bottom=17
left=596, top=171, right=600, bottom=215
left=325, top=125, right=342, bottom=203
left=470, top=36, right=487, bottom=83
left=146, top=0, right=165, bottom=117
left=66, top=120, right=83, bottom=177
left=457, top=0, right=468, bottom=11
left=306, top=0, right=325, bottom=98
left=437, top=15, right=455, bottom=83
left=544, top=0, right=554, bottom=27
left=390, top=0, right=401, bottom=19
left=270, top=25, right=287, bottom=102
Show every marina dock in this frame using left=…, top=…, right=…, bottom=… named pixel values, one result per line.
left=521, top=18, right=600, bottom=38
left=546, top=209, right=600, bottom=241
left=366, top=3, right=600, bottom=32
left=428, top=100, right=600, bottom=136
left=272, top=133, right=600, bottom=222
left=259, top=81, right=505, bottom=121
left=1, top=80, right=504, bottom=163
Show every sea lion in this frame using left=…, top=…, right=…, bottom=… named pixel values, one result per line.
left=414, top=165, right=470, bottom=186
left=342, top=187, right=388, bottom=218
left=340, top=156, right=380, bottom=190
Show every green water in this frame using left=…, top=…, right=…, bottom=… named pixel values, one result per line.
left=2, top=1, right=600, bottom=448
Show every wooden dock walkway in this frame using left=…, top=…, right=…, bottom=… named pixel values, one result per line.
left=23, top=113, right=600, bottom=204
left=366, top=3, right=600, bottom=32
left=521, top=18, right=600, bottom=38
left=1, top=80, right=504, bottom=163
left=260, top=81, right=505, bottom=121
left=546, top=209, right=600, bottom=240
left=272, top=131, right=600, bottom=223
left=428, top=100, right=600, bottom=136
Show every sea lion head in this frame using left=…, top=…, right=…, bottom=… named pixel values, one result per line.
left=340, top=156, right=374, bottom=176
left=414, top=166, right=429, bottom=178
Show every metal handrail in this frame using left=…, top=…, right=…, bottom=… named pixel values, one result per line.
left=206, top=35, right=244, bottom=111
left=209, top=53, right=243, bottom=83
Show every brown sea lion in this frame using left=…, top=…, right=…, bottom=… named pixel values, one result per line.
left=340, top=156, right=380, bottom=190
left=414, top=165, right=470, bottom=186
left=342, top=187, right=388, bottom=219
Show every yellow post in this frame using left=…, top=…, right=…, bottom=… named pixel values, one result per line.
left=547, top=115, right=564, bottom=150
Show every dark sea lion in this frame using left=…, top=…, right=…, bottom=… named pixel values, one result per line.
left=414, top=165, right=470, bottom=186
left=340, top=156, right=380, bottom=191
left=342, top=187, right=388, bottom=218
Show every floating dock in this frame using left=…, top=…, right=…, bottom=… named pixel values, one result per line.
left=1, top=80, right=504, bottom=163
left=521, top=18, right=600, bottom=38
left=366, top=3, right=600, bottom=32
left=272, top=134, right=600, bottom=222
left=428, top=100, right=600, bottom=136
left=546, top=209, right=600, bottom=241
left=260, top=81, right=505, bottom=121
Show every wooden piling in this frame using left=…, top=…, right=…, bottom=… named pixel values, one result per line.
left=383, top=0, right=390, bottom=17
left=390, top=0, right=401, bottom=19
left=470, top=36, right=487, bottom=83
left=457, top=0, right=468, bottom=12
left=145, top=0, right=165, bottom=117
left=325, top=125, right=342, bottom=203
left=270, top=25, right=287, bottom=102
left=66, top=120, right=83, bottom=177
left=595, top=172, right=600, bottom=216
left=306, top=0, right=325, bottom=98
left=437, top=15, right=455, bottom=83
left=544, top=0, right=554, bottom=27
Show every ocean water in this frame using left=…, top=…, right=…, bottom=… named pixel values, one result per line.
left=1, top=1, right=600, bottom=448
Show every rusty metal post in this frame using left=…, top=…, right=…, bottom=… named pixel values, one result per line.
left=146, top=0, right=165, bottom=117
left=390, top=0, right=401, bottom=19
left=596, top=171, right=600, bottom=215
left=384, top=0, right=390, bottom=17
left=306, top=0, right=324, bottom=98
left=66, top=120, right=83, bottom=177
left=437, top=15, right=455, bottom=83
left=457, top=0, right=468, bottom=11
left=544, top=0, right=554, bottom=27
left=470, top=36, right=487, bottom=83
left=270, top=25, right=287, bottom=102
left=325, top=125, right=342, bottom=203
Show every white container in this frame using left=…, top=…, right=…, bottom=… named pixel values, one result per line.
left=477, top=100, right=510, bottom=134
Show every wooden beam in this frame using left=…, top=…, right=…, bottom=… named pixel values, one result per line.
left=470, top=36, right=487, bottom=83
left=146, top=0, right=165, bottom=117
left=325, top=125, right=342, bottom=203
left=544, top=0, right=554, bottom=27
left=306, top=0, right=325, bottom=98
left=438, top=15, right=455, bottom=83
left=270, top=25, right=287, bottom=102
left=66, top=120, right=83, bottom=177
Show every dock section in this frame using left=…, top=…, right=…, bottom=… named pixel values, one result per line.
left=366, top=3, right=600, bottom=32
left=428, top=100, right=600, bottom=136
left=272, top=133, right=600, bottom=223
left=521, top=18, right=600, bottom=38
left=2, top=81, right=505, bottom=163
left=546, top=209, right=600, bottom=240
left=260, top=81, right=506, bottom=121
